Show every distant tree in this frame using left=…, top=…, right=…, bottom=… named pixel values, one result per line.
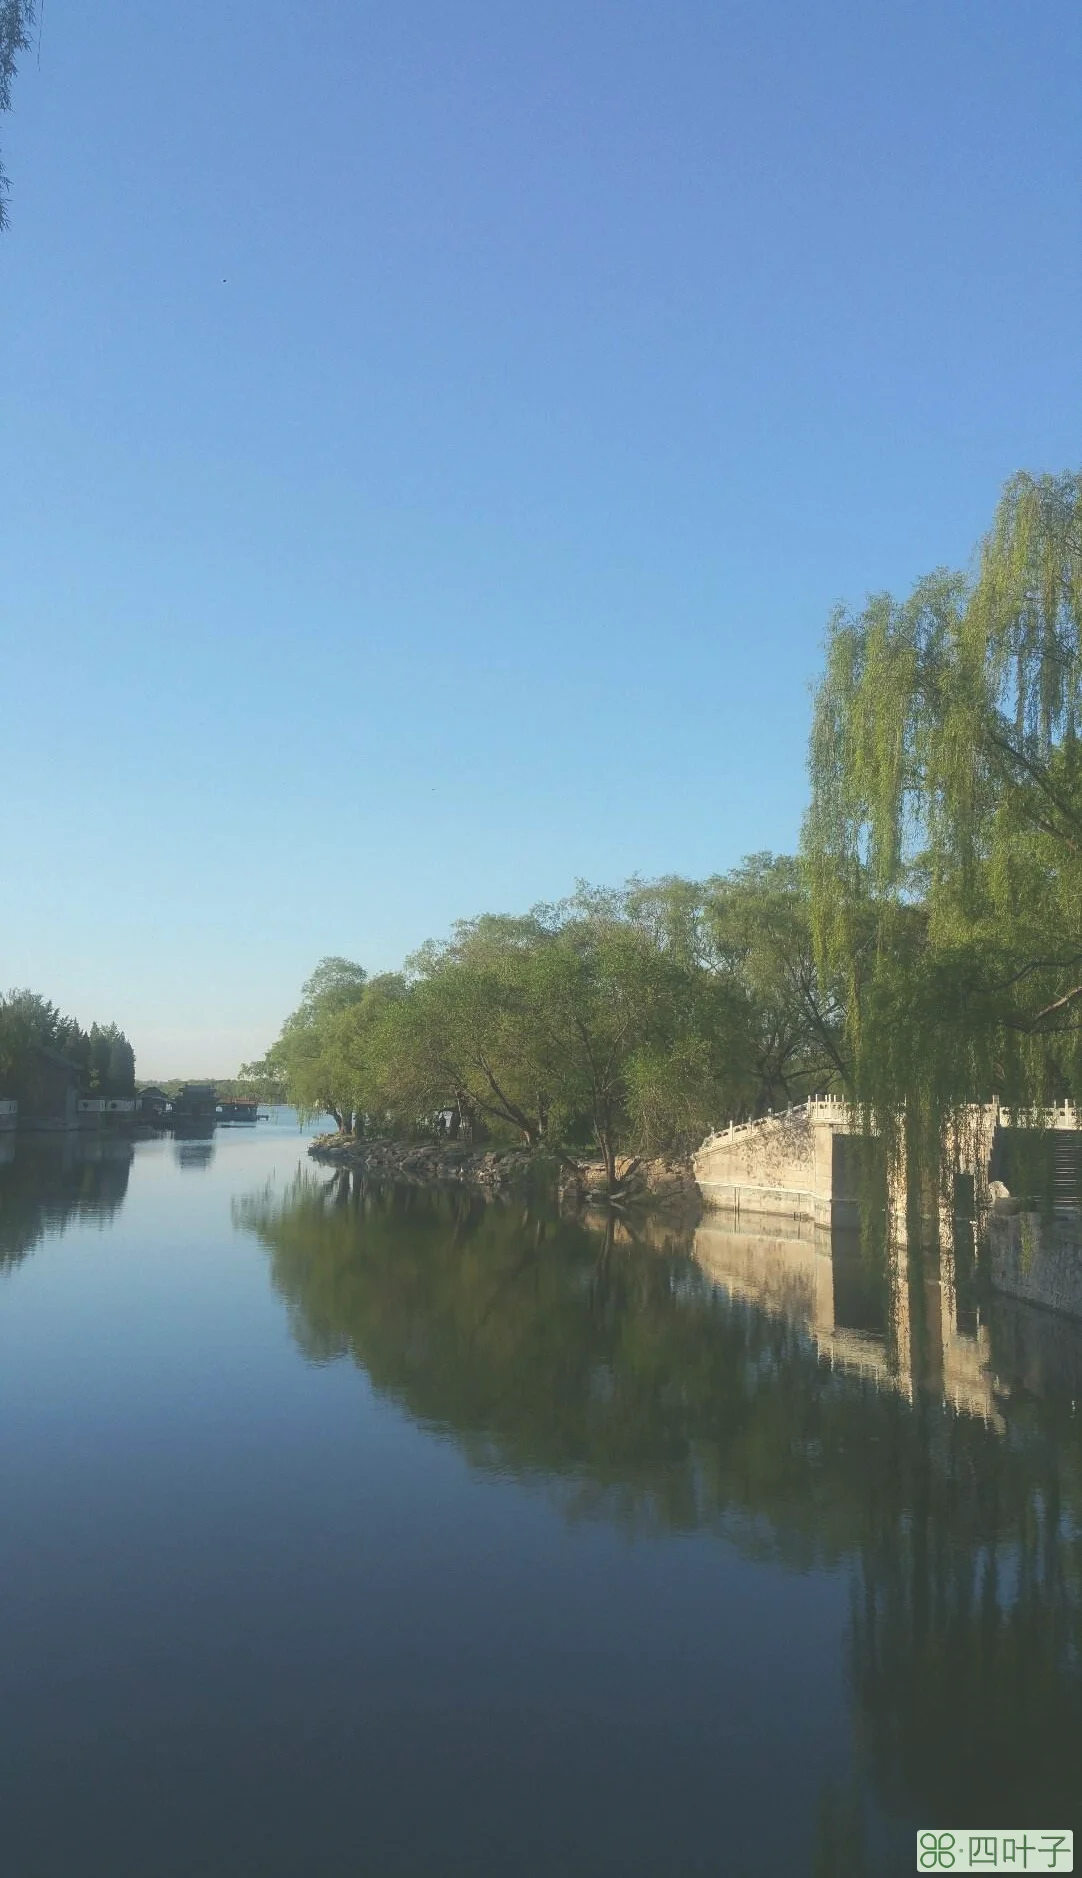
left=0, top=993, right=137, bottom=1105
left=89, top=1023, right=113, bottom=1094
left=0, top=1, right=35, bottom=230
left=0, top=989, right=110, bottom=1101
left=109, top=1032, right=135, bottom=1097
left=87, top=1022, right=136, bottom=1097
left=0, top=990, right=63, bottom=1096
left=231, top=1066, right=288, bottom=1104
left=246, top=957, right=371, bottom=1132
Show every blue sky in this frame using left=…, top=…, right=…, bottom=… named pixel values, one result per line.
left=2, top=1, right=1080, bottom=1075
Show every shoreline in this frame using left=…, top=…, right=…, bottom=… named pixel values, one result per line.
left=307, top=1134, right=702, bottom=1217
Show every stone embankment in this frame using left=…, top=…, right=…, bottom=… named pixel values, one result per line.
left=310, top=1134, right=551, bottom=1195
left=561, top=1155, right=701, bottom=1217
left=308, top=1135, right=701, bottom=1215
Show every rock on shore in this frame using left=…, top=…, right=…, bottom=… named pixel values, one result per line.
left=308, top=1134, right=554, bottom=1196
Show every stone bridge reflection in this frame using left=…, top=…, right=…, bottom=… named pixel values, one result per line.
left=692, top=1215, right=1005, bottom=1425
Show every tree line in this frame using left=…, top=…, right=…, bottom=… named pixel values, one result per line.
left=249, top=467, right=1082, bottom=1193
left=0, top=989, right=136, bottom=1102
left=243, top=859, right=848, bottom=1183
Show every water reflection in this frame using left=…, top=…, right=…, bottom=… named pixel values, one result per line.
left=695, top=1213, right=1001, bottom=1423
left=173, top=1129, right=216, bottom=1171
left=237, top=1171, right=1082, bottom=1840
left=0, top=1132, right=133, bottom=1270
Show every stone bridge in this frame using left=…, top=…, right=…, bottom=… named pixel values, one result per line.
left=693, top=1098, right=1082, bottom=1321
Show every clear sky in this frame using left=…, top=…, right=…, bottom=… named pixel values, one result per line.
left=2, top=1, right=1080, bottom=1076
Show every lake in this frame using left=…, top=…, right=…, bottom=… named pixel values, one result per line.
left=2, top=1117, right=1080, bottom=1877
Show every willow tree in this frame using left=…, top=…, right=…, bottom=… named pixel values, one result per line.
left=805, top=469, right=1082, bottom=1193
left=0, top=2, right=34, bottom=228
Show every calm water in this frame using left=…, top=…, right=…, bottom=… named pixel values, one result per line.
left=2, top=1119, right=1081, bottom=1878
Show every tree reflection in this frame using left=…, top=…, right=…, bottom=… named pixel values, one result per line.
left=0, top=1133, right=133, bottom=1270
left=236, top=1172, right=1082, bottom=1833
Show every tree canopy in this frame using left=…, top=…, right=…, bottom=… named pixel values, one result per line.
left=806, top=469, right=1082, bottom=1183
left=250, top=869, right=843, bottom=1188
left=241, top=959, right=406, bottom=1135
left=0, top=989, right=136, bottom=1102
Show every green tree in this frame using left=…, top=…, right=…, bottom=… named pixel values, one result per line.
left=514, top=888, right=745, bottom=1183
left=89, top=1023, right=113, bottom=1094
left=315, top=972, right=409, bottom=1137
left=395, top=889, right=752, bottom=1185
left=249, top=879, right=787, bottom=1186
left=399, top=913, right=565, bottom=1147
left=87, top=1022, right=136, bottom=1097
left=0, top=1, right=34, bottom=229
left=629, top=859, right=848, bottom=1114
left=703, top=855, right=849, bottom=1106
left=0, top=989, right=85, bottom=1099
left=243, top=958, right=372, bottom=1131
left=806, top=469, right=1082, bottom=1185
left=107, top=1030, right=135, bottom=1097
left=0, top=993, right=134, bottom=1104
left=250, top=865, right=850, bottom=1188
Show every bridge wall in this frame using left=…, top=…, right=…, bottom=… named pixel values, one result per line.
left=694, top=1100, right=1082, bottom=1323
left=693, top=1106, right=862, bottom=1227
left=987, top=1210, right=1082, bottom=1321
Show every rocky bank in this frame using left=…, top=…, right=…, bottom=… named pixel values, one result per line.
left=308, top=1135, right=701, bottom=1217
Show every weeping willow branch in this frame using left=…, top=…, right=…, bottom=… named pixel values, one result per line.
left=805, top=469, right=1082, bottom=1183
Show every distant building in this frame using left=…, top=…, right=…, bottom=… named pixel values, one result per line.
left=171, top=1083, right=217, bottom=1121
left=137, top=1087, right=169, bottom=1119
